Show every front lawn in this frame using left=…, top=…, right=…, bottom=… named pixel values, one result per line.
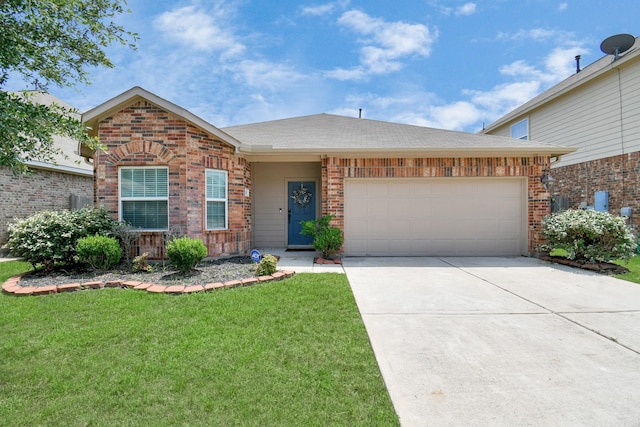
left=614, top=255, right=640, bottom=283
left=0, top=270, right=398, bottom=426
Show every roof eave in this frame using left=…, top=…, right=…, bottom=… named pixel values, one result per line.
left=239, top=146, right=576, bottom=159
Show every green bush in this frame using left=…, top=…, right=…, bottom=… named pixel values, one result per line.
left=540, top=209, right=636, bottom=263
left=300, top=214, right=344, bottom=258
left=6, top=207, right=118, bottom=270
left=166, top=237, right=208, bottom=272
left=256, top=254, right=278, bottom=276
left=76, top=235, right=122, bottom=270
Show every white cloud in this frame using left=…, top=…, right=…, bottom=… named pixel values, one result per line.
left=497, top=28, right=567, bottom=43
left=558, top=2, right=568, bottom=11
left=455, top=3, right=477, bottom=16
left=154, top=5, right=244, bottom=57
left=328, top=10, right=437, bottom=79
left=228, top=59, right=310, bottom=90
left=301, top=0, right=350, bottom=16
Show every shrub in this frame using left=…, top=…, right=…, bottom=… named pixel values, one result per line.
left=111, top=222, right=141, bottom=265
left=255, top=254, right=278, bottom=276
left=540, top=209, right=636, bottom=263
left=166, top=237, right=208, bottom=272
left=300, top=214, right=344, bottom=258
left=132, top=252, right=153, bottom=272
left=76, top=235, right=122, bottom=270
left=6, top=207, right=118, bottom=270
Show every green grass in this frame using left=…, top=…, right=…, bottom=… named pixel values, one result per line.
left=548, top=248, right=640, bottom=284
left=0, top=272, right=398, bottom=426
left=0, top=260, right=33, bottom=284
left=614, top=255, right=640, bottom=283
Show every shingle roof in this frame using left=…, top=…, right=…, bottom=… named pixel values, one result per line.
left=223, top=113, right=573, bottom=157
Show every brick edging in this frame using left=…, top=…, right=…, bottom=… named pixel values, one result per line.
left=1, top=270, right=295, bottom=297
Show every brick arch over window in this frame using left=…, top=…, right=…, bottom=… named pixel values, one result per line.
left=102, top=135, right=177, bottom=166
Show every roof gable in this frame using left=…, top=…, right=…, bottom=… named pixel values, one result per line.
left=82, top=86, right=242, bottom=149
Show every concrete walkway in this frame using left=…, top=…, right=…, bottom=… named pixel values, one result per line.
left=257, top=248, right=345, bottom=274
left=343, top=256, right=640, bottom=426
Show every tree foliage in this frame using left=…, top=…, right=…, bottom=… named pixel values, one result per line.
left=0, top=0, right=137, bottom=173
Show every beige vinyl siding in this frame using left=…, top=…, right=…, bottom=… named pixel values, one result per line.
left=251, top=162, right=321, bottom=247
left=486, top=57, right=640, bottom=168
left=621, top=61, right=640, bottom=147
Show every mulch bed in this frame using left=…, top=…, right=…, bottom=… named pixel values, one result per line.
left=539, top=255, right=629, bottom=275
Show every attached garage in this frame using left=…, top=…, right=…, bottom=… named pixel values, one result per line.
left=344, top=178, right=527, bottom=256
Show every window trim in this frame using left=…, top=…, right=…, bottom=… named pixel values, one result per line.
left=118, top=166, right=169, bottom=231
left=510, top=118, right=529, bottom=140
left=205, top=169, right=228, bottom=231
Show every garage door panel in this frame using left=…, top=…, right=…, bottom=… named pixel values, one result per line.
left=344, top=178, right=526, bottom=256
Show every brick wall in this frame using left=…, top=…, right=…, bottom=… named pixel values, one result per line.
left=321, top=156, right=552, bottom=254
left=94, top=100, right=251, bottom=258
left=0, top=166, right=93, bottom=245
left=551, top=152, right=640, bottom=226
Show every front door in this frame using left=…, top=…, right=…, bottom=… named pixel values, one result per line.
left=288, top=181, right=316, bottom=246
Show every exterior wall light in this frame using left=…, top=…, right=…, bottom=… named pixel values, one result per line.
left=540, top=166, right=554, bottom=189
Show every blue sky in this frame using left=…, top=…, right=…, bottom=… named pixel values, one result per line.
left=8, top=0, right=640, bottom=132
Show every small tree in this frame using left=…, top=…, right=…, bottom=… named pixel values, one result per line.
left=540, top=209, right=636, bottom=263
left=300, top=214, right=344, bottom=259
left=1, top=0, right=137, bottom=173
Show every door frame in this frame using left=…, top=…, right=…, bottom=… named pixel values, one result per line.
left=285, top=177, right=320, bottom=247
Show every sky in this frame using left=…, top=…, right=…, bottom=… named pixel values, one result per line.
left=7, top=0, right=640, bottom=133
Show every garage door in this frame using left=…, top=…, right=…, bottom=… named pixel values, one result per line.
left=344, top=178, right=526, bottom=256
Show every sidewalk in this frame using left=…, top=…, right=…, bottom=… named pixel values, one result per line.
left=257, top=248, right=345, bottom=274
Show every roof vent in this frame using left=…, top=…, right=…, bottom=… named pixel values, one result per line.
left=600, top=34, right=635, bottom=60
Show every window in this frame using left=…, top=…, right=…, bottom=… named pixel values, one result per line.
left=119, top=167, right=168, bottom=230
left=510, top=118, right=528, bottom=140
left=206, top=169, right=227, bottom=230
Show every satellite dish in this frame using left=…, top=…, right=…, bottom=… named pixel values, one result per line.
left=600, top=34, right=635, bottom=59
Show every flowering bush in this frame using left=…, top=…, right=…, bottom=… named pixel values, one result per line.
left=540, top=209, right=636, bottom=263
left=6, top=207, right=118, bottom=270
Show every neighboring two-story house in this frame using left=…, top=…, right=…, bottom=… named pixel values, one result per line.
left=0, top=91, right=93, bottom=247
left=483, top=35, right=640, bottom=225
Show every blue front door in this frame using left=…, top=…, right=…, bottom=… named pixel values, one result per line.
left=288, top=181, right=316, bottom=246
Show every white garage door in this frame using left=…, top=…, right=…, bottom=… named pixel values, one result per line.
left=344, top=178, right=526, bottom=256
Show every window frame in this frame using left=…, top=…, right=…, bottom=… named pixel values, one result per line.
left=205, top=169, right=228, bottom=231
left=118, top=166, right=169, bottom=231
left=510, top=118, right=529, bottom=140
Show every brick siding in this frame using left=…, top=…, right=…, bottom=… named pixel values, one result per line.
left=321, top=156, right=552, bottom=254
left=0, top=166, right=93, bottom=245
left=94, top=100, right=251, bottom=259
left=551, top=152, right=640, bottom=227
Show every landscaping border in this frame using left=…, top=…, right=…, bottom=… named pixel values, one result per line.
left=1, top=270, right=296, bottom=296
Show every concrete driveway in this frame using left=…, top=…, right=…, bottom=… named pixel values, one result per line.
left=343, top=257, right=640, bottom=427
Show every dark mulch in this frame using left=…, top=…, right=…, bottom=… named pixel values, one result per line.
left=17, top=256, right=258, bottom=287
left=539, top=255, right=629, bottom=275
